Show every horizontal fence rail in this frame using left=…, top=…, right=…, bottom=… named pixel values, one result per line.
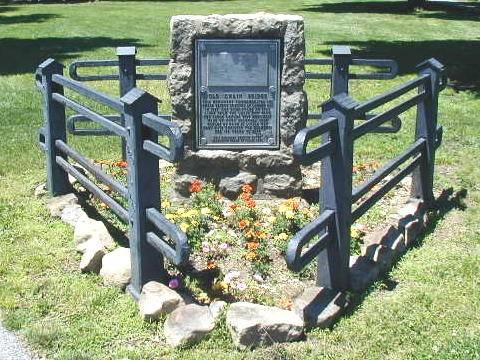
left=290, top=57, right=445, bottom=292
left=38, top=51, right=445, bottom=296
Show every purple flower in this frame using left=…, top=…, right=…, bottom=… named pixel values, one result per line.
left=168, top=278, right=180, bottom=289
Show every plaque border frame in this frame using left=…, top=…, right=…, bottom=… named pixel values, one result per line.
left=194, top=38, right=281, bottom=150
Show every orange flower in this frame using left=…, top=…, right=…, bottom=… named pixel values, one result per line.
left=245, top=251, right=258, bottom=261
left=246, top=241, right=260, bottom=251
left=255, top=231, right=266, bottom=239
left=291, top=201, right=299, bottom=210
left=245, top=199, right=256, bottom=209
left=230, top=203, right=238, bottom=211
left=206, top=260, right=217, bottom=270
left=242, top=184, right=253, bottom=194
left=189, top=179, right=203, bottom=193
left=239, top=192, right=251, bottom=201
left=278, top=298, right=293, bottom=310
left=116, top=160, right=128, bottom=168
left=238, top=219, right=250, bottom=229
left=245, top=229, right=256, bottom=239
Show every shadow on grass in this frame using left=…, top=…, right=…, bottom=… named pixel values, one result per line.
left=341, top=187, right=468, bottom=322
left=0, top=37, right=144, bottom=76
left=0, top=13, right=59, bottom=25
left=299, top=0, right=480, bottom=19
left=313, top=39, right=480, bottom=93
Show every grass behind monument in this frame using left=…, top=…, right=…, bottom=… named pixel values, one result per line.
left=0, top=1, right=479, bottom=359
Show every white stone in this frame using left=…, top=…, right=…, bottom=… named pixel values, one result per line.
left=79, top=240, right=105, bottom=273
left=60, top=204, right=89, bottom=227
left=209, top=300, right=227, bottom=321
left=46, top=193, right=78, bottom=217
left=139, top=281, right=185, bottom=321
left=34, top=183, right=47, bottom=198
left=292, top=287, right=347, bottom=329
left=226, top=302, right=303, bottom=348
left=164, top=304, right=215, bottom=347
left=100, top=247, right=131, bottom=289
left=74, top=218, right=115, bottom=252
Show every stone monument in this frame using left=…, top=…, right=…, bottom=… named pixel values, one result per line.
left=169, top=13, right=307, bottom=199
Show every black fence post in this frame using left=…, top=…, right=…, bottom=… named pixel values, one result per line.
left=117, top=46, right=137, bottom=161
left=37, top=59, right=71, bottom=196
left=411, top=59, right=444, bottom=205
left=122, top=88, right=165, bottom=300
left=317, top=93, right=357, bottom=291
left=330, top=45, right=352, bottom=97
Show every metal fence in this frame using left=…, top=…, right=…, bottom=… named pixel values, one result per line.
left=36, top=58, right=187, bottom=299
left=36, top=48, right=445, bottom=295
left=286, top=58, right=445, bottom=291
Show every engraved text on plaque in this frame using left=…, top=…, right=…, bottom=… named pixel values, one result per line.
left=195, top=39, right=280, bottom=149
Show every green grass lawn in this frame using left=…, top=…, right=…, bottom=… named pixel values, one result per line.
left=1, top=1, right=479, bottom=359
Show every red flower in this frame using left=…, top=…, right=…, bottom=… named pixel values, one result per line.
left=189, top=179, right=203, bottom=193
left=242, top=184, right=253, bottom=194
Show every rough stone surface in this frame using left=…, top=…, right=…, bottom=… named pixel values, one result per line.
left=397, top=199, right=425, bottom=219
left=402, top=217, right=422, bottom=247
left=34, top=183, right=47, bottom=198
left=139, top=281, right=185, bottom=321
left=74, top=218, right=115, bottom=251
left=349, top=256, right=381, bottom=292
left=292, top=287, right=347, bottom=329
left=79, top=241, right=105, bottom=273
left=263, top=173, right=302, bottom=198
left=46, top=193, right=78, bottom=217
left=362, top=225, right=406, bottom=258
left=174, top=173, right=199, bottom=197
left=164, top=304, right=215, bottom=347
left=100, top=247, right=131, bottom=289
left=60, top=204, right=89, bottom=227
left=209, top=300, right=227, bottom=321
left=226, top=302, right=304, bottom=348
left=169, top=13, right=306, bottom=199
left=362, top=243, right=394, bottom=274
left=219, top=172, right=258, bottom=199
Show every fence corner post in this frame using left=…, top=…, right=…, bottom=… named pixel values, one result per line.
left=330, top=45, right=352, bottom=97
left=36, top=58, right=71, bottom=196
left=121, top=87, right=165, bottom=300
left=318, top=93, right=357, bottom=291
left=411, top=58, right=445, bottom=205
left=117, top=46, right=137, bottom=161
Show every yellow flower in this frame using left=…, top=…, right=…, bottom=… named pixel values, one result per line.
left=191, top=220, right=199, bottom=227
left=165, top=213, right=176, bottom=221
left=267, top=216, right=276, bottom=223
left=177, top=207, right=186, bottom=215
left=278, top=204, right=289, bottom=214
left=179, top=222, right=189, bottom=232
left=275, top=233, right=289, bottom=241
left=163, top=200, right=171, bottom=208
left=285, top=210, right=295, bottom=219
left=212, top=281, right=229, bottom=293
left=212, top=215, right=220, bottom=221
left=200, top=207, right=212, bottom=215
left=185, top=209, right=199, bottom=217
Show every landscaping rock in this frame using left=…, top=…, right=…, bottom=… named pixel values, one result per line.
left=219, top=172, right=258, bottom=199
left=74, top=218, right=115, bottom=251
left=174, top=173, right=199, bottom=197
left=139, top=281, right=185, bottom=321
left=402, top=217, right=422, bottom=247
left=60, top=204, right=89, bottom=227
left=79, top=240, right=105, bottom=273
left=226, top=302, right=304, bottom=349
left=164, top=304, right=215, bottom=347
left=362, top=243, right=395, bottom=273
left=100, top=247, right=131, bottom=289
left=263, top=173, right=302, bottom=198
left=209, top=300, right=227, bottom=321
left=34, top=183, right=47, bottom=198
left=349, top=256, right=381, bottom=292
left=46, top=193, right=78, bottom=217
left=362, top=225, right=406, bottom=258
left=397, top=199, right=425, bottom=219
left=292, top=287, right=348, bottom=329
